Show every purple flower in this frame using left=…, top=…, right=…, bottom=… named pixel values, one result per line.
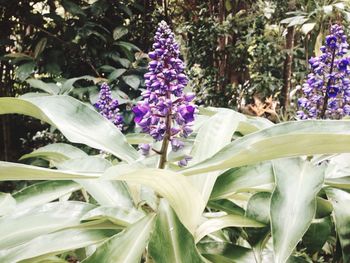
left=95, top=83, right=124, bottom=129
left=139, top=143, right=151, bottom=156
left=133, top=21, right=196, bottom=166
left=178, top=155, right=192, bottom=167
left=297, top=24, right=350, bottom=119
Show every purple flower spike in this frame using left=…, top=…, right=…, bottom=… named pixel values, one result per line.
left=133, top=21, right=196, bottom=157
left=297, top=24, right=350, bottom=119
left=95, top=83, right=124, bottom=130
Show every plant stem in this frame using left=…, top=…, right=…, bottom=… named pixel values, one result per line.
left=320, top=48, right=336, bottom=119
left=158, top=112, right=171, bottom=169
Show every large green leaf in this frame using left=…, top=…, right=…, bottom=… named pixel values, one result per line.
left=0, top=201, right=95, bottom=250
left=0, top=161, right=99, bottom=181
left=195, top=214, right=265, bottom=243
left=271, top=158, right=325, bottom=263
left=103, top=166, right=205, bottom=233
left=183, top=121, right=350, bottom=175
left=211, top=162, right=274, bottom=200
left=26, top=79, right=60, bottom=95
left=57, top=156, right=133, bottom=208
left=325, top=188, right=350, bottom=263
left=0, top=229, right=114, bottom=263
left=82, top=214, right=155, bottom=263
left=149, top=199, right=204, bottom=263
left=188, top=110, right=242, bottom=205
left=0, top=193, right=16, bottom=216
left=20, top=143, right=87, bottom=163
left=0, top=96, right=139, bottom=162
left=13, top=180, right=81, bottom=209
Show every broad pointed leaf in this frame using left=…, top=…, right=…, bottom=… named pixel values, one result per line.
left=183, top=121, right=350, bottom=175
left=149, top=199, right=204, bottom=263
left=82, top=214, right=155, bottom=263
left=271, top=158, right=325, bottom=263
left=0, top=96, right=139, bottom=162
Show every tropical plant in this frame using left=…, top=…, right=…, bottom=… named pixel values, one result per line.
left=2, top=18, right=350, bottom=263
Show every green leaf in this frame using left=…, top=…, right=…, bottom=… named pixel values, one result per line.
left=0, top=201, right=95, bottom=250
left=82, top=214, right=155, bottom=263
left=0, top=96, right=140, bottom=162
left=302, top=217, right=332, bottom=254
left=122, top=75, right=141, bottom=89
left=149, top=199, right=204, bottom=263
left=301, top=23, right=316, bottom=35
left=0, top=192, right=16, bottom=216
left=34, top=38, right=47, bottom=59
left=0, top=229, right=113, bottom=263
left=57, top=156, right=133, bottom=208
left=115, top=41, right=140, bottom=51
left=81, top=206, right=145, bottom=227
left=103, top=166, right=205, bottom=233
left=26, top=79, right=60, bottom=95
left=183, top=121, right=350, bottom=176
left=62, top=0, right=86, bottom=16
left=198, top=242, right=256, bottom=263
left=189, top=110, right=242, bottom=205
left=325, top=188, right=350, bottom=263
left=20, top=143, right=87, bottom=163
left=195, top=214, right=265, bottom=243
left=108, top=68, right=126, bottom=81
left=325, top=176, right=350, bottom=190
left=271, top=158, right=325, bottom=263
left=315, top=196, right=333, bottom=218
left=13, top=180, right=81, bottom=210
left=60, top=75, right=96, bottom=94
left=211, top=162, right=274, bottom=200
left=246, top=192, right=271, bottom=224
left=0, top=161, right=99, bottom=181
left=15, top=61, right=36, bottom=81
left=113, top=26, right=128, bottom=40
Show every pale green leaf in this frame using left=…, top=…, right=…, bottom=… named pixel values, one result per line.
left=113, top=26, right=128, bottom=40
left=189, top=110, right=242, bottom=205
left=183, top=121, right=350, bottom=176
left=211, top=162, right=274, bottom=200
left=0, top=96, right=139, bottom=162
left=103, top=166, right=205, bottom=233
left=13, top=180, right=81, bottom=210
left=0, top=229, right=113, bottom=263
left=0, top=161, right=99, bottom=181
left=0, top=193, right=16, bottom=216
left=271, top=158, right=325, bottom=263
left=0, top=201, right=95, bottom=250
left=149, top=199, right=204, bottom=263
left=57, top=156, right=133, bottom=208
left=20, top=143, right=87, bottom=163
left=82, top=214, right=155, bottom=263
left=195, top=214, right=265, bottom=243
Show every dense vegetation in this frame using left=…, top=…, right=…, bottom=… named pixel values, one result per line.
left=1, top=1, right=350, bottom=262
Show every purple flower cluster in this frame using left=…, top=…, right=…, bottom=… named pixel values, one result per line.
left=297, top=24, right=350, bottom=119
left=133, top=21, right=196, bottom=156
left=95, top=83, right=124, bottom=130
